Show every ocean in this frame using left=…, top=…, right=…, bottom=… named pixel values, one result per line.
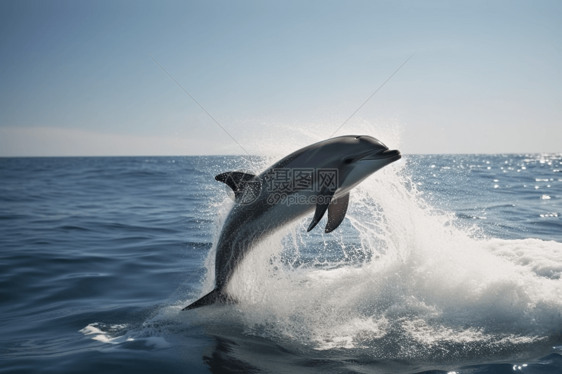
left=1, top=152, right=561, bottom=373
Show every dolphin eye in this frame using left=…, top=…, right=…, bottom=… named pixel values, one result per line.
left=355, top=136, right=361, bottom=139
left=344, top=158, right=353, bottom=164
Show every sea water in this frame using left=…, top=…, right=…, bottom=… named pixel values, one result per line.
left=0, top=150, right=561, bottom=373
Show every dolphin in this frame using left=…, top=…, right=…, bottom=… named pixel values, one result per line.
left=182, top=135, right=401, bottom=310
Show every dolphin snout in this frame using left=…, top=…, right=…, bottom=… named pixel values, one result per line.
left=360, top=149, right=401, bottom=161
left=380, top=149, right=401, bottom=158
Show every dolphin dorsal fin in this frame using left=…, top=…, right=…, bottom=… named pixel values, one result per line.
left=215, top=171, right=257, bottom=192
left=325, top=192, right=350, bottom=233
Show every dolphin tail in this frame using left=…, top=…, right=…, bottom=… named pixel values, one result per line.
left=182, top=289, right=225, bottom=311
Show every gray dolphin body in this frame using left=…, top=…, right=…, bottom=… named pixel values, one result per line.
left=183, top=135, right=401, bottom=310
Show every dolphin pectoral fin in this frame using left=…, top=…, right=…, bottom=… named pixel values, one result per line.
left=215, top=172, right=257, bottom=192
left=307, top=190, right=336, bottom=232
left=182, top=289, right=223, bottom=311
left=325, top=192, right=350, bottom=233
left=306, top=209, right=325, bottom=232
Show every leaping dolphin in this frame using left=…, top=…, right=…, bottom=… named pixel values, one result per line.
left=183, top=135, right=401, bottom=310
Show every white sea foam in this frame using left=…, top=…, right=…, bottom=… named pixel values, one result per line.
left=192, top=123, right=562, bottom=355
left=79, top=323, right=134, bottom=344
left=79, top=323, right=171, bottom=349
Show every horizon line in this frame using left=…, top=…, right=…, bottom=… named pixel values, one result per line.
left=2, top=152, right=561, bottom=159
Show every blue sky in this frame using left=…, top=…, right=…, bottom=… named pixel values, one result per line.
left=0, top=0, right=560, bottom=156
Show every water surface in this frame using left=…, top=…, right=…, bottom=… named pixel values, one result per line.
left=0, top=154, right=561, bottom=373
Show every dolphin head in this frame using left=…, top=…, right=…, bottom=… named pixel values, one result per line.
left=268, top=134, right=400, bottom=197
left=335, top=135, right=401, bottom=194
left=288, top=135, right=400, bottom=194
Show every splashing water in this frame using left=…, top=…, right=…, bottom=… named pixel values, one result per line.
left=184, top=124, right=562, bottom=361
left=75, top=123, right=561, bottom=369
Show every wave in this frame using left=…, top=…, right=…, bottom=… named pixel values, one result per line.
left=75, top=126, right=561, bottom=367
left=184, top=128, right=562, bottom=358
